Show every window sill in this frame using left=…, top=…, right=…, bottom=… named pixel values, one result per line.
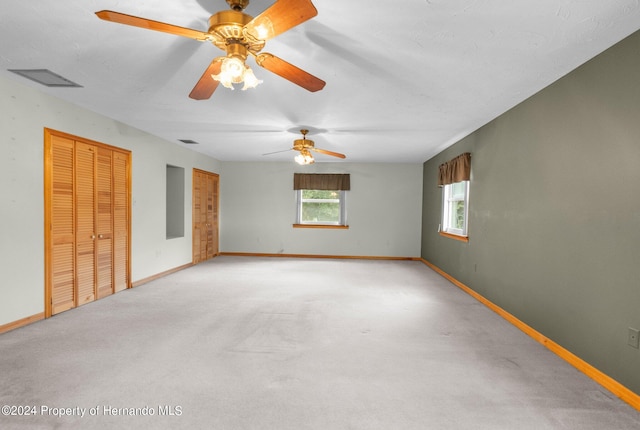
left=293, top=224, right=349, bottom=230
left=440, top=231, right=469, bottom=242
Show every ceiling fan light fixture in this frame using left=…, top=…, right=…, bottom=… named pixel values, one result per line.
left=295, top=149, right=315, bottom=165
left=224, top=56, right=246, bottom=80
left=212, top=71, right=234, bottom=89
left=241, top=66, right=262, bottom=90
left=212, top=55, right=262, bottom=90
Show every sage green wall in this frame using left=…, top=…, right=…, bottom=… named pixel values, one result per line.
left=421, top=30, right=640, bottom=394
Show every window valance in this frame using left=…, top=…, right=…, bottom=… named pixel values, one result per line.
left=294, top=173, right=351, bottom=190
left=437, top=152, right=471, bottom=187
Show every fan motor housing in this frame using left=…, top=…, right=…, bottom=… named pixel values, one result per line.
left=293, top=138, right=314, bottom=150
left=208, top=10, right=264, bottom=52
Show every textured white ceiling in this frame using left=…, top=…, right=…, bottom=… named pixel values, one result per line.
left=2, top=0, right=639, bottom=163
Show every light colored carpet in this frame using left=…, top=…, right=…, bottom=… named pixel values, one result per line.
left=1, top=257, right=639, bottom=429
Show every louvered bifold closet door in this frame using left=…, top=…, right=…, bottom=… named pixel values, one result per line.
left=50, top=136, right=76, bottom=314
left=192, top=169, right=219, bottom=264
left=96, top=147, right=114, bottom=299
left=205, top=173, right=214, bottom=259
left=193, top=170, right=208, bottom=264
left=206, top=174, right=218, bottom=259
left=113, top=152, right=129, bottom=292
left=75, top=142, right=97, bottom=306
left=192, top=171, right=201, bottom=263
left=199, top=172, right=210, bottom=261
left=46, top=129, right=131, bottom=318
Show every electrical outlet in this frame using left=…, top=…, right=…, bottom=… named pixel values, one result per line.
left=628, top=328, right=639, bottom=349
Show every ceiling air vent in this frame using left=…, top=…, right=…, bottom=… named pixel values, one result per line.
left=179, top=139, right=199, bottom=144
left=8, top=69, right=82, bottom=87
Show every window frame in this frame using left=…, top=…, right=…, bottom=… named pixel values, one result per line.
left=441, top=180, right=469, bottom=238
left=295, top=189, right=347, bottom=227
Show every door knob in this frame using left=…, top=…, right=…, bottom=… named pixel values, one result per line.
left=91, top=235, right=96, bottom=240
left=98, top=234, right=103, bottom=239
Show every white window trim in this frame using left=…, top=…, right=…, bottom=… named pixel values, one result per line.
left=442, top=181, right=469, bottom=237
left=295, top=190, right=347, bottom=226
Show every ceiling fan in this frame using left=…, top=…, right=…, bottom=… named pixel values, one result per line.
left=95, top=0, right=325, bottom=99
left=264, top=129, right=346, bottom=164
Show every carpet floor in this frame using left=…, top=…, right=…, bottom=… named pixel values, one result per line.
left=1, top=257, right=639, bottom=429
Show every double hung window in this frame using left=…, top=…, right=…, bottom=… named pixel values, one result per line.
left=438, top=153, right=471, bottom=239
left=293, top=173, right=350, bottom=228
left=442, top=181, right=469, bottom=236
left=296, top=189, right=346, bottom=225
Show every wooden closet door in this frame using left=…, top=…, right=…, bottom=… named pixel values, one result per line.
left=96, top=147, right=114, bottom=299
left=46, top=129, right=131, bottom=317
left=75, top=142, right=97, bottom=305
left=193, top=170, right=205, bottom=263
left=113, top=152, right=129, bottom=292
left=192, top=169, right=219, bottom=264
left=49, top=135, right=76, bottom=314
left=206, top=173, right=219, bottom=259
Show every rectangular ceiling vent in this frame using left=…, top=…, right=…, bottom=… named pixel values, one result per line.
left=8, top=69, right=82, bottom=87
left=179, top=139, right=199, bottom=144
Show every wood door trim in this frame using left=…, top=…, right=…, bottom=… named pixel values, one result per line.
left=45, top=128, right=131, bottom=155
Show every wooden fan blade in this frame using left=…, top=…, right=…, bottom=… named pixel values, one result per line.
left=95, top=10, right=216, bottom=42
left=244, top=0, right=317, bottom=40
left=262, top=148, right=294, bottom=156
left=189, top=59, right=223, bottom=100
left=255, top=53, right=325, bottom=92
left=310, top=148, right=346, bottom=159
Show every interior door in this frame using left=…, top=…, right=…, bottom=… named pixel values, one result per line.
left=48, top=135, right=76, bottom=314
left=96, top=147, right=114, bottom=299
left=206, top=173, right=219, bottom=259
left=193, top=169, right=219, bottom=264
left=45, top=129, right=131, bottom=317
left=112, top=151, right=129, bottom=292
left=192, top=170, right=203, bottom=263
left=75, top=142, right=97, bottom=305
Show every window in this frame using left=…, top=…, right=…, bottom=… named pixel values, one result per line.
left=442, top=181, right=469, bottom=237
left=438, top=152, right=471, bottom=240
left=293, top=173, right=350, bottom=228
left=296, top=189, right=346, bottom=226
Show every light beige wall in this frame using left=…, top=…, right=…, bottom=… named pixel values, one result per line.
left=219, top=162, right=423, bottom=257
left=0, top=74, right=221, bottom=326
left=0, top=72, right=422, bottom=328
